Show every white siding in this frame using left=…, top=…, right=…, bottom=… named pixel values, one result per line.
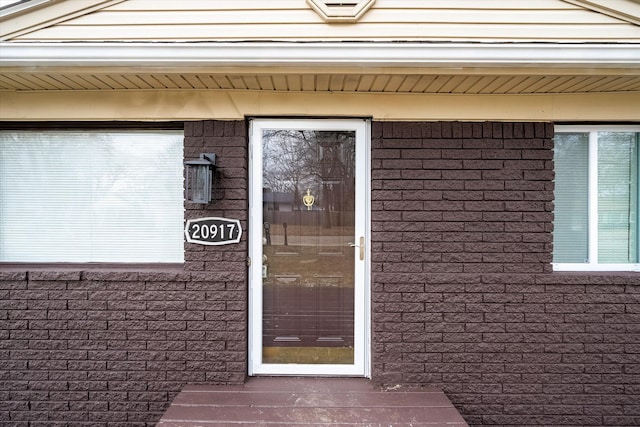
left=10, top=0, right=640, bottom=42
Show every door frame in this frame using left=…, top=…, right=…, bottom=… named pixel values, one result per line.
left=248, top=118, right=371, bottom=377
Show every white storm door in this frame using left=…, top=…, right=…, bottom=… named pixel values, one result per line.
left=249, top=118, right=370, bottom=377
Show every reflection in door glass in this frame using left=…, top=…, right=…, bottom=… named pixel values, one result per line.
left=262, top=130, right=356, bottom=364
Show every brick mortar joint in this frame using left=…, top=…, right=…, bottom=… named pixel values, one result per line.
left=0, top=268, right=207, bottom=283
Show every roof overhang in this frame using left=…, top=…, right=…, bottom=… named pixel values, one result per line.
left=1, top=42, right=639, bottom=98
left=2, top=41, right=639, bottom=69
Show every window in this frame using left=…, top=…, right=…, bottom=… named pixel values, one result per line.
left=0, top=130, right=184, bottom=263
left=554, top=126, right=639, bottom=271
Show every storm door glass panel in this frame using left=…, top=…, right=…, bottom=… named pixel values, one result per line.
left=553, top=133, right=589, bottom=263
left=597, top=132, right=639, bottom=263
left=261, top=129, right=356, bottom=365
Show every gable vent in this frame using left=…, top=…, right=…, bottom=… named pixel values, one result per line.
left=307, top=0, right=375, bottom=23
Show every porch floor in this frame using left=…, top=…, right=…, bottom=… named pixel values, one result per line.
left=157, top=377, right=469, bottom=426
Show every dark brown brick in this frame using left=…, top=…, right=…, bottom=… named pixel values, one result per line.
left=4, top=120, right=639, bottom=427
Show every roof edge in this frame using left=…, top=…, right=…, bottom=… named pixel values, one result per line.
left=562, top=0, right=640, bottom=26
left=1, top=42, right=639, bottom=70
left=0, top=0, right=125, bottom=40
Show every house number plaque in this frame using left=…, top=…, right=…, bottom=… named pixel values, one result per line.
left=185, top=217, right=242, bottom=245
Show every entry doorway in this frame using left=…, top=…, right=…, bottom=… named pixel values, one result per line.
left=248, top=119, right=370, bottom=376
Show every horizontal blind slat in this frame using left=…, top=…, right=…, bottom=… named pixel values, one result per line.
left=0, top=130, right=184, bottom=263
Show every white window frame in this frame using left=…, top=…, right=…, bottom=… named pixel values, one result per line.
left=553, top=125, right=640, bottom=272
left=0, top=129, right=184, bottom=264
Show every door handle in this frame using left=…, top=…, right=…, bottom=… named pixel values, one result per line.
left=348, top=236, right=365, bottom=261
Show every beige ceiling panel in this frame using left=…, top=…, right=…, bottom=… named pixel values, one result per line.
left=172, top=75, right=199, bottom=89
left=136, top=74, right=171, bottom=89
left=505, top=76, right=544, bottom=94
left=185, top=75, right=208, bottom=89
left=448, top=76, right=484, bottom=94
left=301, top=75, right=317, bottom=92
left=1, top=73, right=47, bottom=90
left=397, top=75, right=421, bottom=93
left=288, top=75, right=304, bottom=91
left=127, top=74, right=155, bottom=89
left=381, top=75, right=406, bottom=92
left=521, top=76, right=565, bottom=93
left=2, top=71, right=639, bottom=94
left=341, top=75, right=361, bottom=92
left=579, top=75, right=624, bottom=92
left=212, top=76, right=233, bottom=90
left=437, top=76, right=471, bottom=93
left=550, top=76, right=591, bottom=93
left=241, top=76, right=261, bottom=91
left=565, top=76, right=608, bottom=93
left=367, top=75, right=390, bottom=92
left=541, top=76, right=583, bottom=93
left=409, top=76, right=439, bottom=93
left=425, top=76, right=455, bottom=93
left=598, top=75, right=639, bottom=91
left=76, top=74, right=114, bottom=90
left=256, top=76, right=275, bottom=91
left=224, top=76, right=246, bottom=91
left=492, top=76, right=534, bottom=94
left=29, top=74, right=69, bottom=90
left=616, top=76, right=640, bottom=90
left=355, top=75, right=376, bottom=92
left=463, top=76, right=499, bottom=94
left=97, top=74, right=131, bottom=89
left=0, top=74, right=32, bottom=90
left=315, top=75, right=330, bottom=92
left=328, top=75, right=345, bottom=92
left=191, top=75, right=217, bottom=90
left=269, top=75, right=287, bottom=91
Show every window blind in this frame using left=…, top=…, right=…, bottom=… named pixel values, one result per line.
left=598, top=132, right=638, bottom=263
left=553, top=133, right=589, bottom=263
left=0, top=131, right=184, bottom=263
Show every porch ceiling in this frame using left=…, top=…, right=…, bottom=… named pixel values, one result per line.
left=1, top=69, right=639, bottom=94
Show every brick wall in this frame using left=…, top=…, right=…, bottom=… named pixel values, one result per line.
left=0, top=120, right=248, bottom=426
left=370, top=121, right=640, bottom=426
left=2, top=120, right=639, bottom=426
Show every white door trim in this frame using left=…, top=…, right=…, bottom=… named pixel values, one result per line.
left=248, top=118, right=371, bottom=377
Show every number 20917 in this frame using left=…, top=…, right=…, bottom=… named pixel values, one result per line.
left=190, top=223, right=237, bottom=240
left=185, top=218, right=242, bottom=245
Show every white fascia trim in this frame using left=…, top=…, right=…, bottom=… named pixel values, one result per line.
left=1, top=42, right=640, bottom=69
left=0, top=0, right=51, bottom=18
